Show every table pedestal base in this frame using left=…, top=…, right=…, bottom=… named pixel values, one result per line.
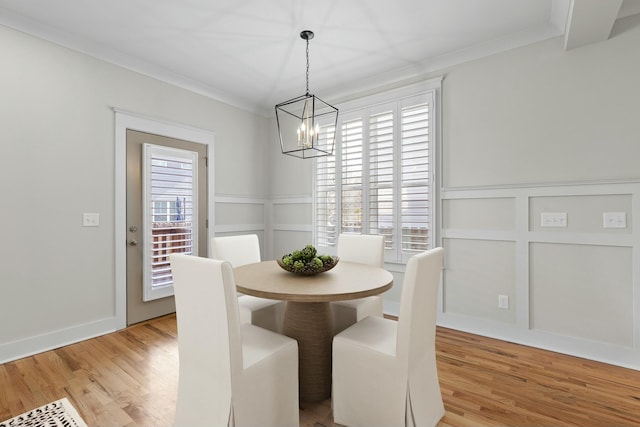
left=283, top=301, right=333, bottom=402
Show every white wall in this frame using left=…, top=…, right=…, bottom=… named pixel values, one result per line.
left=442, top=17, right=640, bottom=188
left=0, top=25, right=269, bottom=362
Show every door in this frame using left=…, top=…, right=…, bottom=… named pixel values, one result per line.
left=126, top=130, right=208, bottom=325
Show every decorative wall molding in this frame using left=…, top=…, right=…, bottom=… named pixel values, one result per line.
left=215, top=195, right=267, bottom=204
left=214, top=224, right=266, bottom=233
left=442, top=177, right=640, bottom=194
left=270, top=195, right=313, bottom=204
left=272, top=224, right=313, bottom=232
left=439, top=180, right=640, bottom=370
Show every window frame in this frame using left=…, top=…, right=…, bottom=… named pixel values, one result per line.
left=142, top=143, right=199, bottom=301
left=312, top=78, right=442, bottom=264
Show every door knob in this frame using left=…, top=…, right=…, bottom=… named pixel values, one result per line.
left=129, top=226, right=138, bottom=232
left=128, top=240, right=138, bottom=246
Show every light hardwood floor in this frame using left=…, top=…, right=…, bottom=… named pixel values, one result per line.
left=1, top=314, right=639, bottom=426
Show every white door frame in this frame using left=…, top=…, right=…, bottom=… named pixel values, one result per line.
left=114, top=109, right=215, bottom=330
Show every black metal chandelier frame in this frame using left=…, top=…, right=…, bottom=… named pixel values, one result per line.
left=275, top=30, right=339, bottom=159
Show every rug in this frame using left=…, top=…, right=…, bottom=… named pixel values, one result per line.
left=0, top=398, right=88, bottom=427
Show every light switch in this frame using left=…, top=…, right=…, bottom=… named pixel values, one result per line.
left=83, top=213, right=100, bottom=227
left=603, top=212, right=626, bottom=228
left=541, top=212, right=567, bottom=227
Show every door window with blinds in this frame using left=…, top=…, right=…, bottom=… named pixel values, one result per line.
left=142, top=144, right=198, bottom=301
left=315, top=90, right=435, bottom=263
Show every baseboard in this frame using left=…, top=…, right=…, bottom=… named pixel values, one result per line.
left=0, top=317, right=118, bottom=364
left=438, top=313, right=640, bottom=372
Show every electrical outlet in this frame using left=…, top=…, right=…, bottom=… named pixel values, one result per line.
left=83, top=213, right=100, bottom=227
left=603, top=212, right=626, bottom=228
left=541, top=212, right=567, bottom=227
left=498, top=294, right=509, bottom=309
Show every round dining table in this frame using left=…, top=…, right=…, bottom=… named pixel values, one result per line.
left=233, top=260, right=393, bottom=402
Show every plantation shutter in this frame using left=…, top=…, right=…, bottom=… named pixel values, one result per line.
left=400, top=102, right=430, bottom=255
left=313, top=87, right=436, bottom=263
left=341, top=118, right=364, bottom=234
left=368, top=110, right=394, bottom=250
left=315, top=124, right=337, bottom=247
left=143, top=144, right=198, bottom=301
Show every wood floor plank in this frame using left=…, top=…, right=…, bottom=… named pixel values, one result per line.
left=1, top=315, right=639, bottom=426
left=435, top=327, right=640, bottom=426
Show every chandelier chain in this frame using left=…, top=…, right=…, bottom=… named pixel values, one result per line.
left=305, top=38, right=310, bottom=95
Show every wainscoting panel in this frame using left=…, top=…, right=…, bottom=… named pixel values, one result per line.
left=443, top=197, right=516, bottom=231
left=272, top=202, right=313, bottom=226
left=215, top=201, right=265, bottom=226
left=529, top=194, right=632, bottom=234
left=530, top=242, right=633, bottom=347
left=439, top=182, right=640, bottom=370
left=443, top=238, right=517, bottom=324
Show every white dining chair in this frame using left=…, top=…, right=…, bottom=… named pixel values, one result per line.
left=170, top=254, right=299, bottom=427
left=332, top=247, right=445, bottom=427
left=331, top=233, right=385, bottom=334
left=211, top=234, right=286, bottom=333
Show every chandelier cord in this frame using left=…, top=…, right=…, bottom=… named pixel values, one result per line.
left=305, top=37, right=310, bottom=95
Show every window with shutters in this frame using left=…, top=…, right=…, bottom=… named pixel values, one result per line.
left=143, top=144, right=198, bottom=301
left=314, top=84, right=438, bottom=263
left=341, top=119, right=364, bottom=234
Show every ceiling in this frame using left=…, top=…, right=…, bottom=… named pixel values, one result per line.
left=1, top=0, right=639, bottom=116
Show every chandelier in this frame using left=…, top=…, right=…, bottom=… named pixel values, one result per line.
left=275, top=30, right=339, bottom=159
